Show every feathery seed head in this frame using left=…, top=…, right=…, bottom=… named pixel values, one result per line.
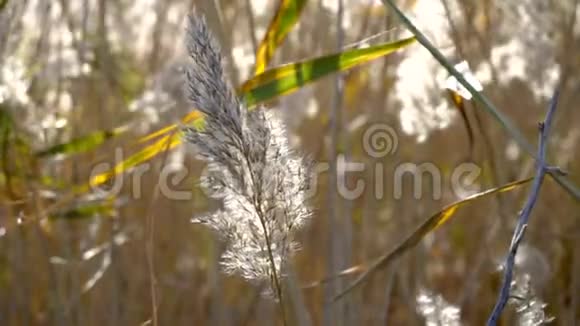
left=183, top=14, right=311, bottom=290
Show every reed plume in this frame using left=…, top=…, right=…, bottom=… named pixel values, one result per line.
left=182, top=14, right=311, bottom=296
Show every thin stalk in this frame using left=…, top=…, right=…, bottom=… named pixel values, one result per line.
left=325, top=0, right=347, bottom=325
left=379, top=0, right=580, bottom=200
left=487, top=90, right=560, bottom=325
left=144, top=131, right=176, bottom=326
left=257, top=213, right=288, bottom=326
left=242, top=151, right=289, bottom=326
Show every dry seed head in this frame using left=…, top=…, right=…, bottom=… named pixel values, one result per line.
left=183, top=14, right=311, bottom=289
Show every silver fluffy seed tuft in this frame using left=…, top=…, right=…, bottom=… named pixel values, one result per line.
left=183, top=14, right=311, bottom=289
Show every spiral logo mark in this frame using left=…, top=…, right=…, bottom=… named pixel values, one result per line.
left=363, top=123, right=398, bottom=158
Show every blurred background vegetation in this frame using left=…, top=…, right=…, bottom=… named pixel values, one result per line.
left=0, top=0, right=579, bottom=325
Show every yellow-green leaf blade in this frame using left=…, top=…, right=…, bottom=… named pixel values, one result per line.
left=242, top=37, right=416, bottom=106
left=138, top=110, right=202, bottom=143
left=36, top=125, right=129, bottom=158
left=89, top=132, right=180, bottom=188
left=254, top=0, right=308, bottom=75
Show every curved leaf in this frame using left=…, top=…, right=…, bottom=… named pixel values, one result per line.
left=332, top=177, right=533, bottom=301
left=254, top=0, right=308, bottom=75
left=90, top=132, right=180, bottom=187
left=89, top=112, right=201, bottom=187
left=241, top=36, right=416, bottom=106
left=448, top=90, right=474, bottom=156
left=138, top=111, right=202, bottom=144
left=36, top=125, right=129, bottom=158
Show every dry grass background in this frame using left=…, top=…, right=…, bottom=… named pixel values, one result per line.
left=0, top=0, right=579, bottom=325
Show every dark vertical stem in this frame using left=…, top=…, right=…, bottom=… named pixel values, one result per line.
left=144, top=132, right=176, bottom=326
left=324, top=0, right=346, bottom=325
left=486, top=90, right=560, bottom=325
left=338, top=0, right=355, bottom=324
